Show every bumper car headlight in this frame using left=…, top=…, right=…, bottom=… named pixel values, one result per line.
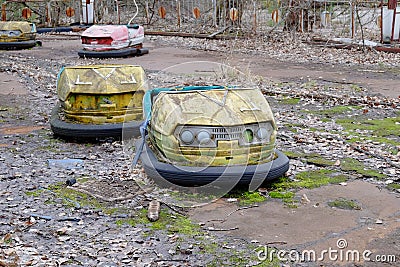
left=243, top=129, right=254, bottom=143
left=180, top=130, right=194, bottom=144
left=257, top=123, right=274, bottom=140
left=197, top=130, right=211, bottom=145
left=256, top=127, right=269, bottom=140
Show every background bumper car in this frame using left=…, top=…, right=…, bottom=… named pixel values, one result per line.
left=0, top=21, right=41, bottom=49
left=50, top=64, right=148, bottom=140
left=78, top=24, right=148, bottom=58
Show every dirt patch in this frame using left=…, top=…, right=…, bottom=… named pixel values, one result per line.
left=114, top=38, right=400, bottom=99
left=71, top=179, right=144, bottom=202
left=239, top=58, right=400, bottom=99
left=0, top=125, right=45, bottom=135
left=190, top=180, right=400, bottom=265
left=0, top=72, right=27, bottom=95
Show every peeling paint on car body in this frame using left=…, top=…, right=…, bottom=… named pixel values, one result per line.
left=57, top=65, right=148, bottom=124
left=81, top=24, right=144, bottom=51
left=148, top=87, right=277, bottom=166
left=0, top=21, right=36, bottom=42
left=0, top=21, right=40, bottom=49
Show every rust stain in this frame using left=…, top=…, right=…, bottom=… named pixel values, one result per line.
left=158, top=6, right=166, bottom=19
left=229, top=8, right=239, bottom=22
left=193, top=7, right=201, bottom=19
left=66, top=7, right=75, bottom=17
left=22, top=7, right=32, bottom=19
left=0, top=125, right=44, bottom=135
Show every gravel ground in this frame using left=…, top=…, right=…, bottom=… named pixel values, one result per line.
left=0, top=33, right=399, bottom=266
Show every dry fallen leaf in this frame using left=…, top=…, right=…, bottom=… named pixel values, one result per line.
left=2, top=233, right=12, bottom=243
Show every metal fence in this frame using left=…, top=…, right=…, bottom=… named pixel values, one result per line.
left=1, top=0, right=396, bottom=43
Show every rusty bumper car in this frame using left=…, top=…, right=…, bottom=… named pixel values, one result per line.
left=0, top=21, right=41, bottom=50
left=134, top=86, right=289, bottom=188
left=50, top=64, right=148, bottom=140
left=78, top=24, right=148, bottom=58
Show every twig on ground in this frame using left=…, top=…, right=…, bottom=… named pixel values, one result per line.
left=208, top=204, right=259, bottom=223
left=207, top=226, right=239, bottom=231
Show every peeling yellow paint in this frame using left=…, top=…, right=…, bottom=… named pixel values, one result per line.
left=0, top=21, right=36, bottom=42
left=57, top=65, right=148, bottom=124
left=149, top=88, right=277, bottom=166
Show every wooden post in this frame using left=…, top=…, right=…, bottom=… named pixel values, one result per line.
left=253, top=1, right=257, bottom=33
left=93, top=0, right=96, bottom=24
left=212, top=0, right=217, bottom=27
left=389, top=0, right=397, bottom=41
left=75, top=0, right=80, bottom=24
left=300, top=9, right=304, bottom=32
left=85, top=0, right=89, bottom=24
left=380, top=0, right=383, bottom=43
left=351, top=1, right=355, bottom=39
left=2, top=3, right=6, bottom=21
left=145, top=1, right=149, bottom=24
left=46, top=2, right=51, bottom=26
left=116, top=0, right=120, bottom=24
left=177, top=0, right=181, bottom=28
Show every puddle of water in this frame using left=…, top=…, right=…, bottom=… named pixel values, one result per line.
left=47, top=159, right=84, bottom=169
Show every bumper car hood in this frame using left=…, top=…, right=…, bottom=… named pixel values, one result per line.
left=81, top=25, right=128, bottom=40
left=57, top=65, right=147, bottom=101
left=151, top=88, right=275, bottom=136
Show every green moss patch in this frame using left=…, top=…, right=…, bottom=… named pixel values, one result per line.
left=306, top=156, right=336, bottom=167
left=268, top=191, right=294, bottom=199
left=271, top=169, right=347, bottom=191
left=268, top=191, right=297, bottom=208
left=116, top=208, right=202, bottom=236
left=337, top=116, right=400, bottom=147
left=25, top=189, right=45, bottom=197
left=265, top=170, right=347, bottom=208
left=224, top=190, right=266, bottom=206
left=388, top=147, right=399, bottom=156
left=283, top=151, right=336, bottom=167
left=350, top=84, right=363, bottom=92
left=293, top=170, right=348, bottom=188
left=320, top=118, right=331, bottom=122
left=387, top=183, right=400, bottom=191
left=279, top=97, right=301, bottom=105
left=27, top=182, right=125, bottom=215
left=328, top=198, right=361, bottom=210
left=282, top=123, right=305, bottom=133
left=50, top=187, right=108, bottom=212
left=283, top=152, right=386, bottom=179
left=306, top=105, right=362, bottom=116
left=345, top=134, right=399, bottom=148
left=340, top=158, right=386, bottom=179
left=283, top=151, right=305, bottom=159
